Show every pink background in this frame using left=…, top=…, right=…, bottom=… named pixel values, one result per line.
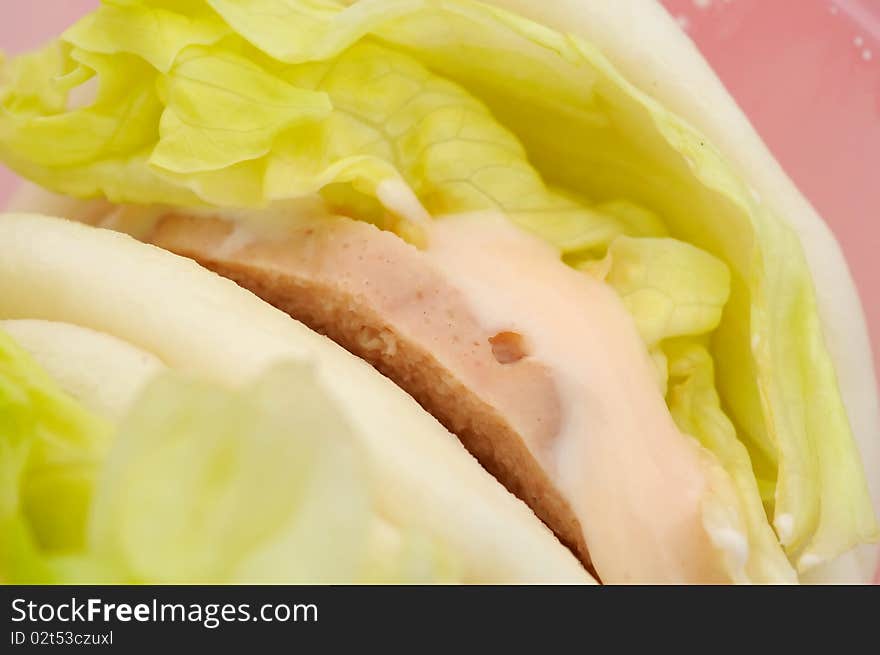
left=1, top=1, right=879, bottom=580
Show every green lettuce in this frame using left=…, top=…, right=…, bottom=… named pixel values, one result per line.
left=88, top=363, right=372, bottom=583
left=0, top=329, right=459, bottom=584
left=1, top=0, right=876, bottom=575
left=592, top=236, right=731, bottom=347
left=665, top=340, right=797, bottom=583
left=0, top=329, right=112, bottom=583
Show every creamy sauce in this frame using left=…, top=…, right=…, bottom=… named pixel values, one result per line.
left=425, top=212, right=743, bottom=583
left=377, top=179, right=433, bottom=226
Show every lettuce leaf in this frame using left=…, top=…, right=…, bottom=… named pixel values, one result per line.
left=152, top=44, right=332, bottom=173
left=64, top=0, right=230, bottom=73
left=0, top=328, right=460, bottom=583
left=0, top=329, right=112, bottom=583
left=94, top=363, right=460, bottom=583
left=89, top=363, right=375, bottom=583
left=665, top=340, right=796, bottom=583
left=1, top=0, right=875, bottom=572
left=594, top=237, right=730, bottom=346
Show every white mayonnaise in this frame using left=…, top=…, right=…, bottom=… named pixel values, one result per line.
left=423, top=211, right=747, bottom=583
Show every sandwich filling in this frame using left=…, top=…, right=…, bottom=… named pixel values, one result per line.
left=1, top=0, right=877, bottom=582
left=145, top=207, right=750, bottom=583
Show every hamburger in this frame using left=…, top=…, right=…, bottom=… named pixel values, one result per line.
left=0, top=212, right=591, bottom=584
left=1, top=0, right=877, bottom=583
